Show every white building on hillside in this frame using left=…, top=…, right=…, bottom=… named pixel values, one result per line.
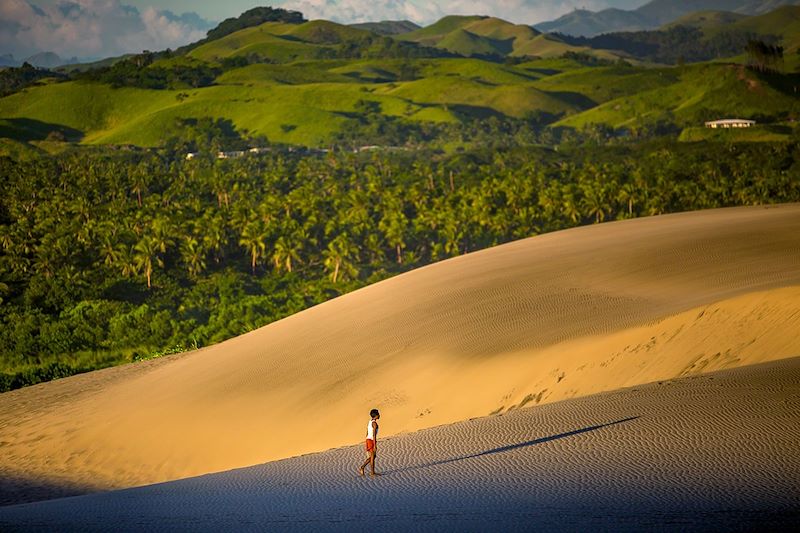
left=705, top=119, right=756, bottom=129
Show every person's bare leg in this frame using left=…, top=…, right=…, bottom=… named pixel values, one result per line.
left=369, top=449, right=380, bottom=476
left=359, top=452, right=370, bottom=476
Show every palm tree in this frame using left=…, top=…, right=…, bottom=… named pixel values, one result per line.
left=271, top=236, right=301, bottom=273
left=117, top=245, right=138, bottom=279
left=151, top=217, right=175, bottom=254
left=379, top=203, right=408, bottom=264
left=580, top=183, right=610, bottom=224
left=133, top=236, right=163, bottom=288
left=561, top=189, right=581, bottom=224
left=617, top=182, right=637, bottom=218
left=99, top=235, right=120, bottom=269
left=202, top=214, right=228, bottom=264
left=239, top=221, right=268, bottom=274
left=131, top=162, right=150, bottom=208
left=323, top=233, right=359, bottom=283
left=180, top=237, right=207, bottom=277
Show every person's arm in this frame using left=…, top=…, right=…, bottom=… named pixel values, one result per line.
left=372, top=420, right=378, bottom=449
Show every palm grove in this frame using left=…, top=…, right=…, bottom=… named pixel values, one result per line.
left=1, top=139, right=799, bottom=391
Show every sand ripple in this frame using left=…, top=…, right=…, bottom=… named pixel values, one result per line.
left=1, top=357, right=799, bottom=531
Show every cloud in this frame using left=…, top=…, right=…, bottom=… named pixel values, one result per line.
left=0, top=0, right=213, bottom=61
left=280, top=0, right=623, bottom=25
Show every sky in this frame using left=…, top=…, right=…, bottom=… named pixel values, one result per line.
left=1, top=0, right=647, bottom=60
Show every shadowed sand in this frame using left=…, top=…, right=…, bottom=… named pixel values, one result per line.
left=1, top=204, right=800, bottom=502
left=1, top=357, right=799, bottom=531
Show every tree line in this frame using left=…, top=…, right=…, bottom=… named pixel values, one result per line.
left=1, top=139, right=798, bottom=391
left=557, top=26, right=781, bottom=65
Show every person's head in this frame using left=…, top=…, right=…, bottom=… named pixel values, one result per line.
left=370, top=409, right=380, bottom=419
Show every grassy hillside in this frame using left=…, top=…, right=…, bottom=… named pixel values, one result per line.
left=328, top=57, right=540, bottom=84
left=512, top=34, right=626, bottom=60
left=400, top=15, right=620, bottom=60
left=725, top=4, right=800, bottom=64
left=188, top=22, right=324, bottom=62
left=0, top=49, right=597, bottom=146
left=531, top=65, right=680, bottom=104
left=0, top=79, right=450, bottom=146
left=437, top=29, right=510, bottom=57
left=384, top=77, right=580, bottom=118
left=398, top=16, right=487, bottom=45
left=1, top=6, right=799, bottom=148
left=663, top=10, right=748, bottom=28
left=349, top=20, right=420, bottom=35
left=554, top=63, right=800, bottom=130
left=216, top=63, right=354, bottom=85
left=2, top=53, right=795, bottom=147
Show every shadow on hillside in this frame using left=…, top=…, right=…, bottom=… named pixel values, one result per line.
left=386, top=416, right=639, bottom=475
left=755, top=70, right=800, bottom=98
left=0, top=118, right=83, bottom=142
left=447, top=103, right=506, bottom=120
left=0, top=474, right=97, bottom=507
left=543, top=90, right=597, bottom=109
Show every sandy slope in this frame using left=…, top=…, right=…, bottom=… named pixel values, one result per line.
left=1, top=204, right=800, bottom=503
left=1, top=357, right=799, bottom=531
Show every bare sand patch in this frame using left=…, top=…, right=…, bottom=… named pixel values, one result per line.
left=1, top=204, right=799, bottom=502
left=1, top=356, right=799, bottom=531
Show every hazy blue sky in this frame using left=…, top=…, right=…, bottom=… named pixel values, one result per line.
left=2, top=0, right=648, bottom=59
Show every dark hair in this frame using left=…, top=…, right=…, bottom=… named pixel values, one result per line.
left=370, top=409, right=380, bottom=418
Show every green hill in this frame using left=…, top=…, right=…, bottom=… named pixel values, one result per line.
left=531, top=65, right=679, bottom=106
left=187, top=22, right=323, bottom=62
left=1, top=6, right=798, bottom=149
left=398, top=15, right=487, bottom=45
left=554, top=63, right=800, bottom=131
left=663, top=10, right=748, bottom=29
left=284, top=20, right=373, bottom=44
left=437, top=29, right=510, bottom=57
left=721, top=4, right=800, bottom=54
left=381, top=76, right=582, bottom=118
left=216, top=63, right=353, bottom=85
left=401, top=15, right=622, bottom=60
left=349, top=20, right=420, bottom=35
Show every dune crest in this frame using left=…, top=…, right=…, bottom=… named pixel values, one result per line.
left=1, top=204, right=799, bottom=501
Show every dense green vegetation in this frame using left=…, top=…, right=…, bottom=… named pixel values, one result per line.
left=1, top=5, right=799, bottom=391
left=0, top=62, right=65, bottom=97
left=1, top=138, right=799, bottom=391
left=556, top=25, right=777, bottom=64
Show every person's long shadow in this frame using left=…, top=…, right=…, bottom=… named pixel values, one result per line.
left=385, top=416, right=639, bottom=475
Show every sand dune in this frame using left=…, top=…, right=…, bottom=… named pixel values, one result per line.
left=1, top=204, right=799, bottom=503
left=2, top=357, right=799, bottom=531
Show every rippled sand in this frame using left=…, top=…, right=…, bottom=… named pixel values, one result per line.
left=1, top=204, right=799, bottom=504
left=2, top=357, right=799, bottom=531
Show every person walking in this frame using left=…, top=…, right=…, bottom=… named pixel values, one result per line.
left=359, top=409, right=380, bottom=477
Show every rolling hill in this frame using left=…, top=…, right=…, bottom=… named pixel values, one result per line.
left=349, top=20, right=420, bottom=35
left=536, top=0, right=800, bottom=36
left=0, top=4, right=798, bottom=149
left=399, top=15, right=619, bottom=60
left=553, top=62, right=800, bottom=131
left=185, top=20, right=366, bottom=63
left=662, top=10, right=749, bottom=28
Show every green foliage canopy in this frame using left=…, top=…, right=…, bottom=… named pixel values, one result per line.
left=1, top=139, right=798, bottom=391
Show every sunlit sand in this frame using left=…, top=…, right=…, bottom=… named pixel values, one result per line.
left=1, top=205, right=799, bottom=519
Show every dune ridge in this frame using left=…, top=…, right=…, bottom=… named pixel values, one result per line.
left=2, top=356, right=799, bottom=530
left=1, top=204, right=799, bottom=502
